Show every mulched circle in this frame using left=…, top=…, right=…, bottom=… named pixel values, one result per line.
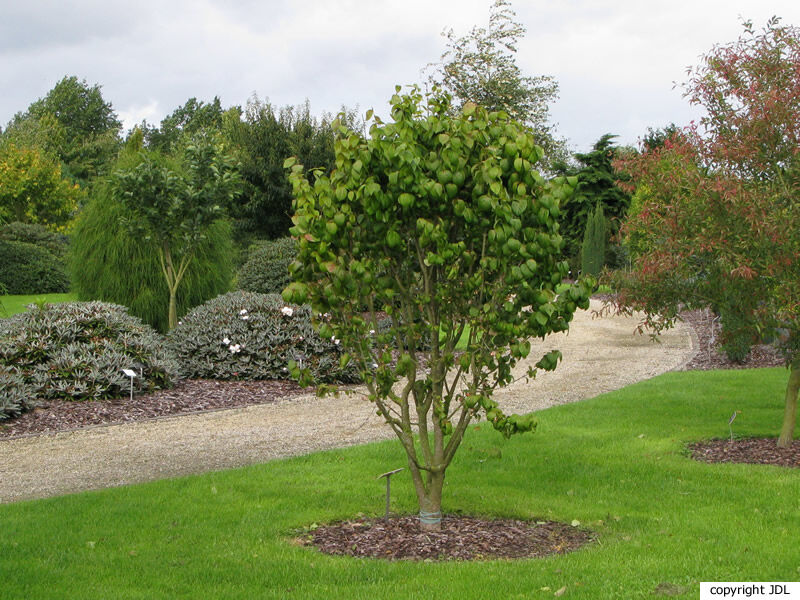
left=301, top=515, right=595, bottom=561
left=689, top=438, right=800, bottom=468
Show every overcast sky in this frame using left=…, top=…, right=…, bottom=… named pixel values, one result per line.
left=2, top=0, right=799, bottom=153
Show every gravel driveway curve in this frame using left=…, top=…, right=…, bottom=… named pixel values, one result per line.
left=0, top=301, right=695, bottom=504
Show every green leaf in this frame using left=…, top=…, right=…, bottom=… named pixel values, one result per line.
left=386, top=230, right=402, bottom=248
left=398, top=193, right=415, bottom=209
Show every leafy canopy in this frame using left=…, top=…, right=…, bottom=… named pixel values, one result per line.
left=140, top=96, right=227, bottom=152
left=111, top=133, right=241, bottom=329
left=284, top=86, right=592, bottom=527
left=428, top=0, right=564, bottom=163
left=3, top=76, right=121, bottom=185
left=0, top=143, right=81, bottom=230
left=613, top=17, right=800, bottom=447
left=225, top=97, right=357, bottom=240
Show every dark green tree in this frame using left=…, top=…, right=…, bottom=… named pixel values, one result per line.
left=428, top=0, right=565, bottom=163
left=3, top=76, right=121, bottom=186
left=225, top=97, right=352, bottom=240
left=284, top=87, right=592, bottom=530
left=580, top=203, right=606, bottom=276
left=641, top=123, right=682, bottom=152
left=554, top=134, right=631, bottom=263
left=141, top=97, right=227, bottom=152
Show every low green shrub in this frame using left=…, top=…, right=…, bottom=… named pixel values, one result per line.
left=0, top=239, right=70, bottom=294
left=0, top=302, right=180, bottom=420
left=0, top=364, right=34, bottom=421
left=168, top=291, right=359, bottom=383
left=718, top=309, right=757, bottom=363
left=237, top=237, right=297, bottom=295
left=0, top=221, right=70, bottom=259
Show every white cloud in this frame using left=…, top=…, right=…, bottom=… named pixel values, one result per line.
left=2, top=0, right=799, bottom=151
left=117, top=100, right=162, bottom=131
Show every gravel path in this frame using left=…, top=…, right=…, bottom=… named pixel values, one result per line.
left=0, top=301, right=695, bottom=504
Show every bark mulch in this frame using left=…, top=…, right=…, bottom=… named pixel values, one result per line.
left=0, top=379, right=305, bottom=439
left=688, top=438, right=800, bottom=469
left=678, top=309, right=784, bottom=371
left=301, top=515, right=595, bottom=561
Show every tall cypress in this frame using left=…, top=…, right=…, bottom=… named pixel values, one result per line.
left=580, top=203, right=606, bottom=276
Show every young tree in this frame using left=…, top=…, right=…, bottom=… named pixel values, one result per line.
left=613, top=18, right=800, bottom=447
left=111, top=133, right=241, bottom=329
left=284, top=87, right=592, bottom=530
left=69, top=184, right=234, bottom=333
left=427, top=0, right=565, bottom=163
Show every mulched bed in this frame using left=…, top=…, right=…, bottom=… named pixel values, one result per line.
left=0, top=379, right=306, bottom=439
left=688, top=438, right=800, bottom=468
left=678, top=309, right=784, bottom=371
left=302, top=515, right=595, bottom=561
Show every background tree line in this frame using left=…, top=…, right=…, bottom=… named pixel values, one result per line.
left=0, top=0, right=651, bottom=333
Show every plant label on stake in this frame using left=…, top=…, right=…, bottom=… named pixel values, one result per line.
left=728, top=410, right=741, bottom=442
left=122, top=369, right=137, bottom=403
left=377, top=468, right=404, bottom=521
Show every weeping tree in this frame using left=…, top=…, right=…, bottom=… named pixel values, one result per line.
left=283, top=87, right=592, bottom=530
left=110, top=133, right=241, bottom=329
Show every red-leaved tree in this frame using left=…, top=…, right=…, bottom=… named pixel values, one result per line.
left=613, top=17, right=800, bottom=447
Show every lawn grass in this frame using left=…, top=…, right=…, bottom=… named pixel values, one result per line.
left=0, top=292, right=77, bottom=317
left=1, top=368, right=798, bottom=599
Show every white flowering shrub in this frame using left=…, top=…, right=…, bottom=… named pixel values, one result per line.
left=0, top=302, right=180, bottom=420
left=167, top=291, right=360, bottom=382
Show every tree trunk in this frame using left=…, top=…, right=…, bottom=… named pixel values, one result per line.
left=777, top=360, right=799, bottom=448
left=159, top=243, right=191, bottom=331
left=168, top=288, right=178, bottom=331
left=416, top=470, right=445, bottom=532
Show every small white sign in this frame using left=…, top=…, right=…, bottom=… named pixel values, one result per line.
left=701, top=583, right=800, bottom=599
left=122, top=369, right=138, bottom=378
